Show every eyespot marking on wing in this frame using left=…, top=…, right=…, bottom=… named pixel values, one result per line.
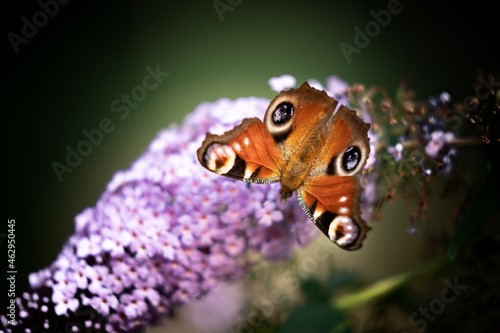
left=204, top=143, right=237, bottom=175
left=328, top=215, right=359, bottom=247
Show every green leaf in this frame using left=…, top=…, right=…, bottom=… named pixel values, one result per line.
left=279, top=303, right=344, bottom=333
left=447, top=174, right=500, bottom=261
left=332, top=256, right=445, bottom=311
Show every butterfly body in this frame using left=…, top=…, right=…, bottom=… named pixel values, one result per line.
left=197, top=83, right=371, bottom=250
left=278, top=104, right=333, bottom=200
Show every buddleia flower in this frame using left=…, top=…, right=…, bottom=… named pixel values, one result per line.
left=6, top=77, right=363, bottom=333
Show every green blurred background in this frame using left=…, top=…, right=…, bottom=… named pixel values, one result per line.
left=2, top=0, right=497, bottom=311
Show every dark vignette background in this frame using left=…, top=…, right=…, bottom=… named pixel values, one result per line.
left=2, top=0, right=498, bottom=315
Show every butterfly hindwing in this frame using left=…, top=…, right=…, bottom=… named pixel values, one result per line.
left=296, top=176, right=370, bottom=250
left=197, top=118, right=282, bottom=183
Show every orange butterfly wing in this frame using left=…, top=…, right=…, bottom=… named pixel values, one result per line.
left=296, top=106, right=371, bottom=250
left=297, top=176, right=370, bottom=250
left=197, top=118, right=282, bottom=183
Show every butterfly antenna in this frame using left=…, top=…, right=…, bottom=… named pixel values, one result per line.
left=326, top=102, right=341, bottom=131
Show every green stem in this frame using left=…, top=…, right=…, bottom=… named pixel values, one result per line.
left=332, top=255, right=447, bottom=311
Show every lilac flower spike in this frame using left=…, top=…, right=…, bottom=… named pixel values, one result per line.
left=3, top=82, right=324, bottom=332
left=3, top=75, right=379, bottom=333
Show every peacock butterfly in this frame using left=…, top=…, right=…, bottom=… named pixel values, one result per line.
left=197, top=82, right=371, bottom=250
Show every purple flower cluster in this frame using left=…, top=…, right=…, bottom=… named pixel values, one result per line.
left=3, top=80, right=330, bottom=332
left=381, top=90, right=458, bottom=177
left=425, top=130, right=455, bottom=156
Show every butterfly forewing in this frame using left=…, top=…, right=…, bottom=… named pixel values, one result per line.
left=197, top=118, right=282, bottom=184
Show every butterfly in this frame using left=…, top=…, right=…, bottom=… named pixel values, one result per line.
left=197, top=82, right=371, bottom=250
